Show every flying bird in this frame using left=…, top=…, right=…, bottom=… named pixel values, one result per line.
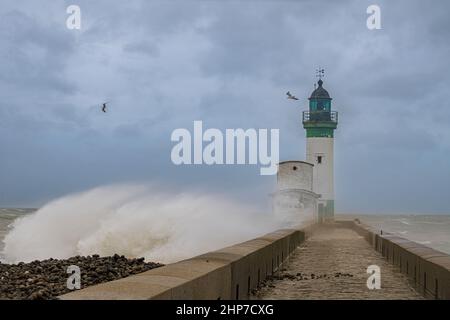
left=286, top=91, right=299, bottom=100
left=102, top=102, right=108, bottom=113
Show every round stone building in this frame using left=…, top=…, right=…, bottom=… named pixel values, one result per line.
left=272, top=161, right=319, bottom=227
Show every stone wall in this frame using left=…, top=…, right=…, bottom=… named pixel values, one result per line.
left=348, top=220, right=450, bottom=300
left=60, top=224, right=317, bottom=300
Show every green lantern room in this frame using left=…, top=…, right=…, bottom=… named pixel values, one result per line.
left=302, top=79, right=338, bottom=138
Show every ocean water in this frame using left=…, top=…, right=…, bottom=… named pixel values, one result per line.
left=339, top=214, right=450, bottom=255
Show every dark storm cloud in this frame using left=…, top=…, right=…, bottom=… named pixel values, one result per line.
left=0, top=0, right=450, bottom=213
left=0, top=10, right=76, bottom=96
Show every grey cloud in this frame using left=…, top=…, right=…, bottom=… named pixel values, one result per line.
left=1, top=0, right=450, bottom=214
left=0, top=10, right=76, bottom=96
left=123, top=41, right=160, bottom=57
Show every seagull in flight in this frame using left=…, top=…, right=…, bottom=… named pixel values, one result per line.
left=102, top=102, right=108, bottom=113
left=286, top=91, right=299, bottom=100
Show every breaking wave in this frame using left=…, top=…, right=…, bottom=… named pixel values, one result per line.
left=1, top=184, right=279, bottom=264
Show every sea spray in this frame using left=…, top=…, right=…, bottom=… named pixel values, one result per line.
left=1, top=184, right=280, bottom=264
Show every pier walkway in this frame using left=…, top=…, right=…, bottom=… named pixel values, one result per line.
left=252, top=225, right=423, bottom=300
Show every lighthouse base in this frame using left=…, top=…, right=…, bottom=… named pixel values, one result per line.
left=318, top=200, right=334, bottom=223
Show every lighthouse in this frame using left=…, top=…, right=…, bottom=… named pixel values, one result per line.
left=302, top=72, right=338, bottom=222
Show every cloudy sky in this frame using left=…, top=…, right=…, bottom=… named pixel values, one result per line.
left=0, top=0, right=449, bottom=214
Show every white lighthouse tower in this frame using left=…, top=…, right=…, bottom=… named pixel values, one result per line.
left=302, top=72, right=338, bottom=222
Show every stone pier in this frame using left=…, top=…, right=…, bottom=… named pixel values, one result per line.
left=252, top=225, right=423, bottom=300
left=62, top=221, right=450, bottom=300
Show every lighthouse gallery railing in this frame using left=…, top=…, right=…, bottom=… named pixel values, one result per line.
left=302, top=111, right=338, bottom=123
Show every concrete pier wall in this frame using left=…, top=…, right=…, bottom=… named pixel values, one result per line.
left=60, top=224, right=317, bottom=300
left=349, top=220, right=450, bottom=300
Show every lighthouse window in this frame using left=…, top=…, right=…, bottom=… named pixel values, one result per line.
left=317, top=101, right=325, bottom=110
left=317, top=156, right=322, bottom=164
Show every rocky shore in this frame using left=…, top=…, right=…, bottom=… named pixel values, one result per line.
left=0, top=254, right=163, bottom=300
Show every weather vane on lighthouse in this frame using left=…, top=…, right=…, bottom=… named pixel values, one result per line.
left=316, top=67, right=325, bottom=80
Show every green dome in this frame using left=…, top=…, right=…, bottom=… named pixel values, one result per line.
left=309, top=79, right=332, bottom=100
